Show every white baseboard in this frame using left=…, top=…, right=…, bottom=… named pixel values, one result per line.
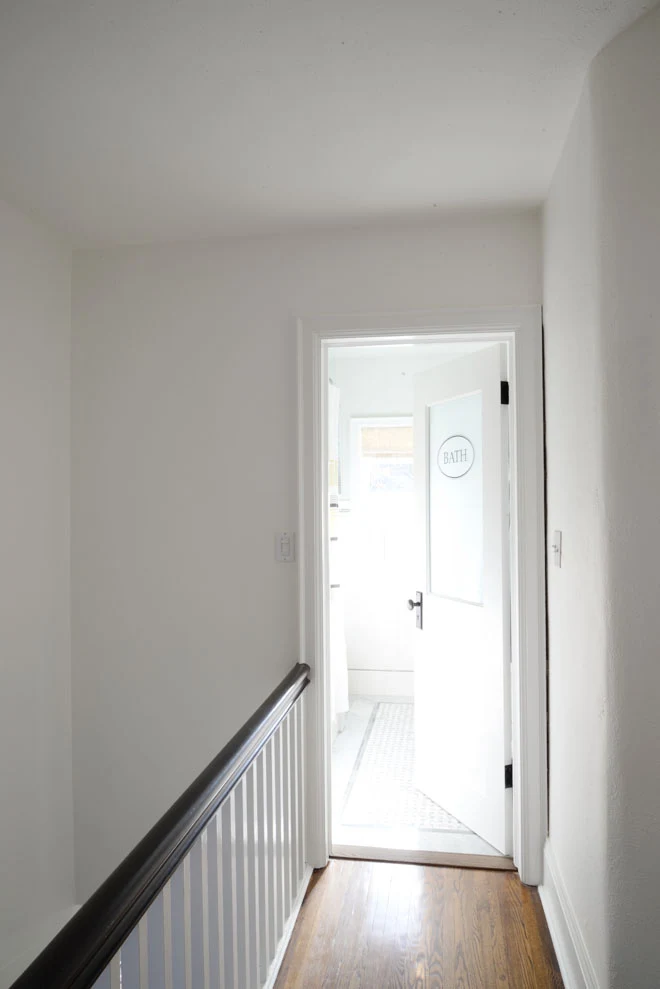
left=347, top=669, right=413, bottom=697
left=539, top=841, right=600, bottom=989
left=263, top=864, right=313, bottom=989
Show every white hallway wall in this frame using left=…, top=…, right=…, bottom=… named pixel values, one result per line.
left=543, top=5, right=660, bottom=987
left=0, top=200, right=74, bottom=978
left=71, top=211, right=541, bottom=899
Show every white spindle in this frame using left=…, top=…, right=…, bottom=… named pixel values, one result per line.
left=138, top=914, right=149, bottom=987
left=274, top=726, right=285, bottom=944
left=163, top=879, right=174, bottom=989
left=264, top=734, right=278, bottom=960
left=201, top=830, right=211, bottom=989
left=183, top=854, right=193, bottom=989
left=189, top=833, right=210, bottom=989
left=90, top=690, right=308, bottom=989
left=120, top=925, right=140, bottom=988
left=281, top=715, right=292, bottom=920
left=245, top=763, right=260, bottom=989
left=206, top=811, right=224, bottom=988
left=291, top=701, right=301, bottom=892
left=146, top=887, right=166, bottom=987
left=235, top=777, right=250, bottom=989
left=170, top=863, right=187, bottom=988
left=221, top=791, right=238, bottom=989
left=296, top=697, right=306, bottom=883
left=256, top=748, right=270, bottom=983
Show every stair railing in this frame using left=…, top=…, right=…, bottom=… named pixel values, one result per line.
left=10, top=662, right=311, bottom=989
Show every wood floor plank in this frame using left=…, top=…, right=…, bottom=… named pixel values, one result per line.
left=274, top=860, right=564, bottom=989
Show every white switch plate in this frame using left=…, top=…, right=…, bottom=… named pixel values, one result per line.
left=552, top=530, right=562, bottom=567
left=275, top=531, right=295, bottom=563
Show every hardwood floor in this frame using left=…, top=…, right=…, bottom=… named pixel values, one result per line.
left=274, top=859, right=564, bottom=989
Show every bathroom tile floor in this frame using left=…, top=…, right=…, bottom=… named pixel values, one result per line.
left=331, top=696, right=503, bottom=858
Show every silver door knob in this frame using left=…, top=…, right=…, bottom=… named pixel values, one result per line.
left=407, top=592, right=423, bottom=629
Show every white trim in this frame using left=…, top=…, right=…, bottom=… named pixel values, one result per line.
left=332, top=846, right=515, bottom=870
left=262, top=865, right=313, bottom=989
left=539, top=842, right=600, bottom=989
left=297, top=306, right=547, bottom=883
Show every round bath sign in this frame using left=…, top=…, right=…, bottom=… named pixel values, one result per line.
left=437, top=435, right=475, bottom=478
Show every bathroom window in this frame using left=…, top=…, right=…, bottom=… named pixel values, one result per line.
left=354, top=421, right=414, bottom=496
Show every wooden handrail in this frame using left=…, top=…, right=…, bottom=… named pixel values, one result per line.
left=10, top=662, right=311, bottom=989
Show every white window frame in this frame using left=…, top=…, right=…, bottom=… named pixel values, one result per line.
left=349, top=415, right=413, bottom=506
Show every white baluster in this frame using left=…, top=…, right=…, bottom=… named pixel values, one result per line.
left=297, top=697, right=306, bottom=883
left=138, top=914, right=149, bottom=987
left=206, top=810, right=224, bottom=988
left=163, top=880, right=175, bottom=989
left=290, top=701, right=301, bottom=894
left=120, top=925, right=140, bottom=988
left=189, top=833, right=210, bottom=989
left=170, top=863, right=187, bottom=988
left=245, top=762, right=260, bottom=989
left=183, top=855, right=194, bottom=989
left=146, top=888, right=166, bottom=987
left=274, top=726, right=285, bottom=944
left=264, top=734, right=278, bottom=963
left=221, top=792, right=238, bottom=989
left=202, top=830, right=211, bottom=989
left=110, top=955, right=121, bottom=989
left=281, top=714, right=292, bottom=919
left=234, top=776, right=249, bottom=988
left=256, top=748, right=270, bottom=983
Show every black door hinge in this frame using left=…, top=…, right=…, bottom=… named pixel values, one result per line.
left=504, top=763, right=513, bottom=789
left=500, top=381, right=510, bottom=405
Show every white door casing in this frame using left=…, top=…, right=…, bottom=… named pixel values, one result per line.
left=297, top=306, right=546, bottom=885
left=412, top=346, right=512, bottom=855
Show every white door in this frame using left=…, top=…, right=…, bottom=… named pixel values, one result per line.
left=412, top=345, right=511, bottom=855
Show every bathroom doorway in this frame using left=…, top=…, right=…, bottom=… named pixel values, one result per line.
left=328, top=340, right=512, bottom=863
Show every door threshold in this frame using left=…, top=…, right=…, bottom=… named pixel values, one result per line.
left=331, top=844, right=516, bottom=872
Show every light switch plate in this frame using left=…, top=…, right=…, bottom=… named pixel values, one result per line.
left=275, top=531, right=295, bottom=563
left=552, top=530, right=562, bottom=567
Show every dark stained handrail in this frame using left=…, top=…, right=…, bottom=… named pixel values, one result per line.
left=10, top=662, right=311, bottom=989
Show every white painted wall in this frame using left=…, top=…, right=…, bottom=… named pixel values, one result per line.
left=543, top=6, right=660, bottom=986
left=0, top=200, right=74, bottom=978
left=71, top=211, right=541, bottom=899
left=543, top=72, right=610, bottom=989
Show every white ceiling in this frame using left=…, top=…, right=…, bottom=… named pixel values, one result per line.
left=0, top=0, right=651, bottom=246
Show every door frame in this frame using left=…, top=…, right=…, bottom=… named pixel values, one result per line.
left=298, top=305, right=547, bottom=885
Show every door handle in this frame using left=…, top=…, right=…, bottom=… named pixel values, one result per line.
left=407, top=592, right=423, bottom=629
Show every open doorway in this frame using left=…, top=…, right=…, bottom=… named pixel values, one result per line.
left=327, top=341, right=511, bottom=864
left=298, top=307, right=546, bottom=884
